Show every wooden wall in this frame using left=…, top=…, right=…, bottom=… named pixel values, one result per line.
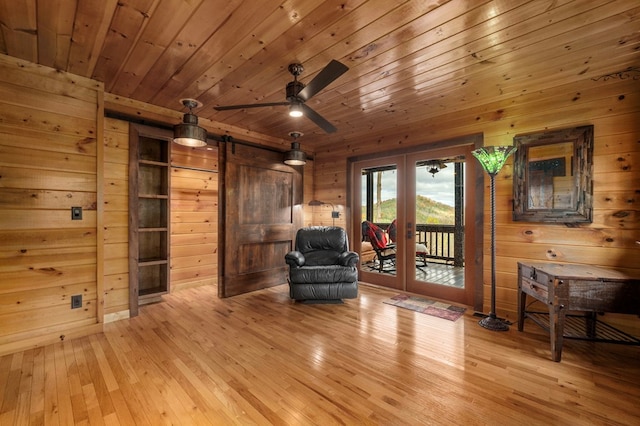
left=170, top=145, right=219, bottom=292
left=304, top=158, right=348, bottom=229
left=312, top=74, right=640, bottom=333
left=102, top=120, right=221, bottom=318
left=0, top=54, right=226, bottom=353
left=103, top=118, right=131, bottom=321
left=0, top=54, right=104, bottom=355
left=0, top=55, right=295, bottom=355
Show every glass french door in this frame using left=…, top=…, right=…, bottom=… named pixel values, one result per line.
left=405, top=146, right=475, bottom=305
left=352, top=144, right=480, bottom=306
left=353, top=155, right=405, bottom=291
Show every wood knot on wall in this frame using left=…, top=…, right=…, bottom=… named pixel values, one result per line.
left=37, top=267, right=63, bottom=276
left=613, top=210, right=630, bottom=218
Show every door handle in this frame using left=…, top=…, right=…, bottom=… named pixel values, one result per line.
left=406, top=222, right=412, bottom=239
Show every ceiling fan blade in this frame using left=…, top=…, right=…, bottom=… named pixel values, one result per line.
left=301, top=103, right=337, bottom=133
left=297, top=60, right=348, bottom=101
left=214, top=101, right=289, bottom=111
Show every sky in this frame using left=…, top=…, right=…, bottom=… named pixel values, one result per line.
left=365, top=161, right=463, bottom=207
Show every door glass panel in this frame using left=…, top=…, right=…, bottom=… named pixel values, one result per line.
left=414, top=157, right=465, bottom=288
left=360, top=166, right=398, bottom=276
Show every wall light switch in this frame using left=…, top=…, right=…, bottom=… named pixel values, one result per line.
left=71, top=294, right=82, bottom=309
left=71, top=206, right=82, bottom=220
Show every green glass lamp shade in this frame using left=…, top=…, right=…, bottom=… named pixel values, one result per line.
left=472, top=146, right=517, bottom=175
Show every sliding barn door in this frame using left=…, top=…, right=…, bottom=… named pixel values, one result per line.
left=219, top=141, right=303, bottom=297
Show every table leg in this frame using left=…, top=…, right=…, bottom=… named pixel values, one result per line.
left=517, top=286, right=527, bottom=331
left=586, top=311, right=597, bottom=338
left=549, top=304, right=565, bottom=362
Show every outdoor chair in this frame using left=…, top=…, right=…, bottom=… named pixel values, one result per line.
left=362, top=221, right=396, bottom=273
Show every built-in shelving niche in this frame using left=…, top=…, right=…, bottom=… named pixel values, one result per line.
left=129, top=125, right=171, bottom=316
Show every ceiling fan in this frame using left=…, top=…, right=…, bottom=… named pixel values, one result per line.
left=213, top=60, right=349, bottom=133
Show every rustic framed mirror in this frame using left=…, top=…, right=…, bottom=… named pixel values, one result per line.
left=513, top=125, right=593, bottom=223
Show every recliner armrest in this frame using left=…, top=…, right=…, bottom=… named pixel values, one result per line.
left=285, top=251, right=305, bottom=267
left=338, top=251, right=359, bottom=267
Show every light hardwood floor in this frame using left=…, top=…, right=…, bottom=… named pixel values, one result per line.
left=1, top=284, right=639, bottom=425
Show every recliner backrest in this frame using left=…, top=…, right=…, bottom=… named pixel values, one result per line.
left=295, top=226, right=349, bottom=266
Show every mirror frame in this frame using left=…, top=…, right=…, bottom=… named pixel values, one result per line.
left=513, top=125, right=593, bottom=223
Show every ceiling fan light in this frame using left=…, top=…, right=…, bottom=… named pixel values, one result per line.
left=174, top=99, right=207, bottom=147
left=284, top=141, right=306, bottom=165
left=289, top=102, right=303, bottom=117
left=426, top=160, right=449, bottom=177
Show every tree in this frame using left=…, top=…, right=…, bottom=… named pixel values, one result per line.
left=375, top=171, right=382, bottom=221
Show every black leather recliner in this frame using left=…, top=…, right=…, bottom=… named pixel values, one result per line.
left=285, top=226, right=359, bottom=302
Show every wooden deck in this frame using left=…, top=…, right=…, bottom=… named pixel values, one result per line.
left=363, top=260, right=466, bottom=288
left=416, top=262, right=465, bottom=288
left=1, top=284, right=639, bottom=425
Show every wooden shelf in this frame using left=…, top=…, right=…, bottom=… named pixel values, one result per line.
left=140, top=159, right=169, bottom=167
left=138, top=289, right=167, bottom=306
left=139, top=258, right=168, bottom=266
left=139, top=194, right=169, bottom=199
left=129, top=126, right=172, bottom=316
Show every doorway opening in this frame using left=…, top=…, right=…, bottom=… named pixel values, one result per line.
left=350, top=137, right=483, bottom=307
left=359, top=158, right=464, bottom=285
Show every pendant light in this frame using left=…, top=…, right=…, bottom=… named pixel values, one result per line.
left=173, top=99, right=207, bottom=147
left=283, top=131, right=306, bottom=165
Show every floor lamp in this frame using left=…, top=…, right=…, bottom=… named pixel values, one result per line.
left=472, top=145, right=516, bottom=331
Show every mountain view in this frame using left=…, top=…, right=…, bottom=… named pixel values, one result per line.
left=364, top=195, right=455, bottom=224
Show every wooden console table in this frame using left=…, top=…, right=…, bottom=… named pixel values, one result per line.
left=517, top=262, right=640, bottom=361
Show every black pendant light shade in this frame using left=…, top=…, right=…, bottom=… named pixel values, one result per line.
left=174, top=99, right=207, bottom=147
left=283, top=132, right=306, bottom=165
left=284, top=142, right=306, bottom=165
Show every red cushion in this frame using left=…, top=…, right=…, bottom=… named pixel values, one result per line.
left=362, top=221, right=388, bottom=250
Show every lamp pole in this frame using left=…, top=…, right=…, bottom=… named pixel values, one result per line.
left=484, top=171, right=504, bottom=330
left=472, top=146, right=516, bottom=331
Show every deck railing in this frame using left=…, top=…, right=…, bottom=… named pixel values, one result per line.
left=374, top=222, right=463, bottom=266
left=415, top=224, right=463, bottom=266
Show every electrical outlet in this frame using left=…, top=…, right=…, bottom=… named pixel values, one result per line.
left=71, top=206, right=83, bottom=220
left=331, top=211, right=340, bottom=218
left=71, top=294, right=82, bottom=309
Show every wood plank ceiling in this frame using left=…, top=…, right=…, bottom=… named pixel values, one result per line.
left=0, top=0, right=638, bottom=148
